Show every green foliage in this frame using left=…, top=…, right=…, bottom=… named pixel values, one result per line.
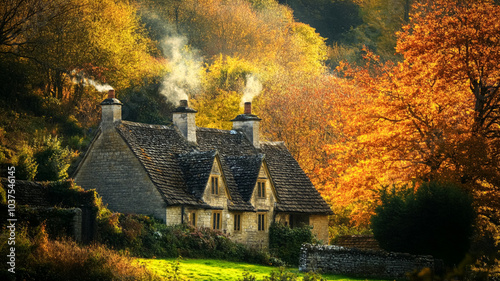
left=7, top=206, right=78, bottom=239
left=203, top=55, right=258, bottom=93
left=239, top=270, right=258, bottom=281
left=44, top=180, right=98, bottom=208
left=269, top=222, right=315, bottom=266
left=302, top=271, right=328, bottom=281
left=327, top=43, right=360, bottom=69
left=32, top=134, right=73, bottom=181
left=0, top=179, right=99, bottom=241
left=329, top=204, right=372, bottom=243
left=371, top=181, right=476, bottom=265
left=96, top=213, right=278, bottom=266
left=8, top=133, right=75, bottom=181
left=15, top=143, right=38, bottom=181
left=264, top=267, right=298, bottom=281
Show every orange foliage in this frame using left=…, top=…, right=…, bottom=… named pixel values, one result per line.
left=319, top=0, right=500, bottom=226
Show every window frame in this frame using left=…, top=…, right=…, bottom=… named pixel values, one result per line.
left=212, top=211, right=222, bottom=230
left=257, top=181, right=266, bottom=198
left=211, top=176, right=219, bottom=195
left=233, top=213, right=241, bottom=232
left=257, top=213, right=266, bottom=231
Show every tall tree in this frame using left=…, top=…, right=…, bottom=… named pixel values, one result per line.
left=325, top=0, right=500, bottom=231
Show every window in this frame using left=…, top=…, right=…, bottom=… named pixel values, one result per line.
left=257, top=181, right=266, bottom=198
left=211, top=176, right=219, bottom=195
left=212, top=211, right=221, bottom=230
left=257, top=213, right=266, bottom=231
left=189, top=212, right=196, bottom=226
left=234, top=214, right=241, bottom=231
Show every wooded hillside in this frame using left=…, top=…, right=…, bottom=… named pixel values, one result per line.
left=1, top=0, right=499, bottom=273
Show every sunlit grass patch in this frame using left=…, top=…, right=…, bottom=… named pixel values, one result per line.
left=138, top=258, right=389, bottom=281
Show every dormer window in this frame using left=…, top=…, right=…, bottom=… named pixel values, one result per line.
left=211, top=176, right=219, bottom=195
left=257, top=181, right=266, bottom=198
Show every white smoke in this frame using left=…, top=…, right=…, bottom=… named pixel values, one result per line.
left=84, top=79, right=114, bottom=92
left=241, top=74, right=262, bottom=107
left=71, top=70, right=113, bottom=92
left=160, top=35, right=202, bottom=105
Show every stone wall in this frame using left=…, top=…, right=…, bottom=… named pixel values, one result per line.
left=74, top=127, right=167, bottom=222
left=299, top=244, right=442, bottom=280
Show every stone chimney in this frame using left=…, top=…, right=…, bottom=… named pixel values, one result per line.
left=173, top=100, right=197, bottom=143
left=231, top=102, right=261, bottom=148
left=100, top=89, right=122, bottom=130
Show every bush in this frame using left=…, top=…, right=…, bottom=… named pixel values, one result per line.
left=371, top=181, right=475, bottom=265
left=239, top=268, right=326, bottom=281
left=96, top=213, right=278, bottom=265
left=269, top=222, right=315, bottom=266
left=33, top=134, right=73, bottom=181
left=15, top=143, right=38, bottom=181
left=0, top=224, right=161, bottom=281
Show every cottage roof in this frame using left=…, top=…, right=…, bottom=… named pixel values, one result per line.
left=113, top=120, right=332, bottom=214
left=261, top=142, right=333, bottom=214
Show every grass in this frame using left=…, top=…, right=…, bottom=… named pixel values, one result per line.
left=138, top=258, right=389, bottom=281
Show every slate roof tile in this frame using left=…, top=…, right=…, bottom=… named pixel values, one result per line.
left=260, top=142, right=333, bottom=214
left=113, top=121, right=331, bottom=214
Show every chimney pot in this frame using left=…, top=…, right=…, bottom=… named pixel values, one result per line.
left=244, top=102, right=252, bottom=114
left=108, top=89, right=115, bottom=99
left=173, top=99, right=197, bottom=143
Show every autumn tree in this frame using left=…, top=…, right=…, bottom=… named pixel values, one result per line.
left=324, top=0, right=500, bottom=233
left=0, top=0, right=73, bottom=52
left=191, top=56, right=257, bottom=129
left=397, top=0, right=500, bottom=271
left=1, top=0, right=161, bottom=106
left=0, top=0, right=163, bottom=178
left=258, top=75, right=347, bottom=194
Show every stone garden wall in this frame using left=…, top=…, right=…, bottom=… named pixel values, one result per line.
left=299, top=243, right=443, bottom=280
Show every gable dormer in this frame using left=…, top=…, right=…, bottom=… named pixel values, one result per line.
left=250, top=160, right=278, bottom=210
left=202, top=155, right=231, bottom=207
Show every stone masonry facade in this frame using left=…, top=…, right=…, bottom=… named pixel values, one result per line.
left=74, top=127, right=167, bottom=222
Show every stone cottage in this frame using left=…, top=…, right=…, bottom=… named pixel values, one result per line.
left=74, top=90, right=333, bottom=247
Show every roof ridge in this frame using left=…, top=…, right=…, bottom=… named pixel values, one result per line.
left=120, top=120, right=173, bottom=129
left=196, top=127, right=242, bottom=134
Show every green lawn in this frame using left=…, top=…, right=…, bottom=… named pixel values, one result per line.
left=138, top=258, right=389, bottom=281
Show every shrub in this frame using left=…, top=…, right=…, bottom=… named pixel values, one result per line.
left=33, top=134, right=73, bottom=181
left=263, top=267, right=298, bottom=281
left=371, top=181, right=475, bottom=265
left=0, top=224, right=161, bottom=281
left=15, top=143, right=38, bottom=181
left=269, top=222, right=315, bottom=266
left=95, top=213, right=278, bottom=265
